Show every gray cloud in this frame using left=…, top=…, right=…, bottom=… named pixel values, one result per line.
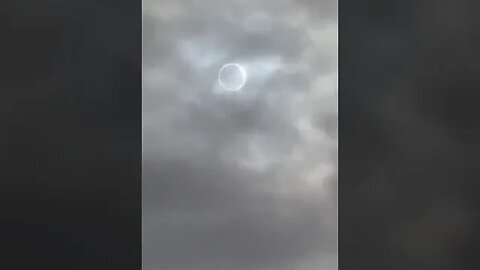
left=143, top=0, right=337, bottom=269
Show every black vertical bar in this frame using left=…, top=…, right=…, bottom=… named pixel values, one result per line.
left=0, top=1, right=142, bottom=269
left=340, top=0, right=480, bottom=269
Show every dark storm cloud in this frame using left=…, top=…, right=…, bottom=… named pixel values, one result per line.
left=143, top=1, right=337, bottom=269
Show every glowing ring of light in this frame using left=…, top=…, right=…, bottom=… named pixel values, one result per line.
left=218, top=63, right=247, bottom=91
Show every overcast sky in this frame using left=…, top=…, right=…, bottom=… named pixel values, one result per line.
left=143, top=1, right=337, bottom=269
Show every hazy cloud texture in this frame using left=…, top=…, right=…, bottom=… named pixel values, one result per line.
left=143, top=1, right=337, bottom=269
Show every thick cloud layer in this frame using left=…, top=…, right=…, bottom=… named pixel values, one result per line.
left=143, top=1, right=337, bottom=269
